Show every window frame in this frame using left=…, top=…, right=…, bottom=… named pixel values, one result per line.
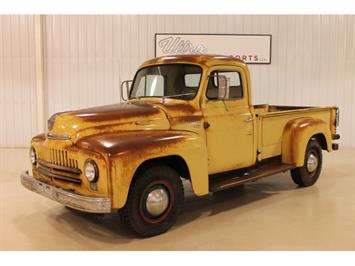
left=129, top=63, right=203, bottom=100
left=205, top=69, right=244, bottom=101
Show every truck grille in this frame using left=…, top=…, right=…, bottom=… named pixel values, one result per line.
left=35, top=148, right=82, bottom=184
left=49, top=148, right=78, bottom=169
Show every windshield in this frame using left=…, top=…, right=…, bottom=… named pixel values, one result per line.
left=129, top=64, right=202, bottom=100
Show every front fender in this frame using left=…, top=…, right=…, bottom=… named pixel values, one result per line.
left=76, top=130, right=208, bottom=209
left=282, top=117, right=332, bottom=167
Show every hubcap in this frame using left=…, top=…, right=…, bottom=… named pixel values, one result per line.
left=145, top=187, right=169, bottom=217
left=307, top=153, right=318, bottom=172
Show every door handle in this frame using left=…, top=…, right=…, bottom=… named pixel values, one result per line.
left=244, top=116, right=253, bottom=122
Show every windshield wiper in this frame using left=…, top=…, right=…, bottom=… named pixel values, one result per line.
left=162, top=93, right=195, bottom=99
left=130, top=92, right=195, bottom=101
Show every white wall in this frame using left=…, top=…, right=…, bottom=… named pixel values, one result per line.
left=1, top=15, right=355, bottom=147
left=0, top=15, right=38, bottom=147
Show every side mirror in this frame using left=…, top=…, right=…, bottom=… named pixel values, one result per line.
left=120, top=80, right=132, bottom=101
left=217, top=75, right=229, bottom=100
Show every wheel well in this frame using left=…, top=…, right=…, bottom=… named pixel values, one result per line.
left=311, top=133, right=327, bottom=150
left=134, top=155, right=191, bottom=180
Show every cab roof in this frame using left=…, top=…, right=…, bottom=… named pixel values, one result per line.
left=139, top=54, right=247, bottom=69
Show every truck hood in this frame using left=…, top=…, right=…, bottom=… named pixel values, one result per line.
left=48, top=101, right=170, bottom=142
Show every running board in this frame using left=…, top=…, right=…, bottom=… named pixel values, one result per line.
left=209, top=162, right=295, bottom=192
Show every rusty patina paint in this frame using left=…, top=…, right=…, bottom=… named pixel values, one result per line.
left=67, top=102, right=162, bottom=123
left=26, top=54, right=338, bottom=213
left=70, top=114, right=205, bottom=208
left=74, top=129, right=209, bottom=209
left=170, top=115, right=203, bottom=124
left=162, top=102, right=198, bottom=115
left=169, top=116, right=204, bottom=132
left=47, top=101, right=170, bottom=142
left=76, top=130, right=186, bottom=159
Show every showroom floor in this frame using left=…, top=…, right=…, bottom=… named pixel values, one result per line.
left=0, top=148, right=354, bottom=250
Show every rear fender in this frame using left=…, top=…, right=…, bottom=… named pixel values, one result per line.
left=282, top=118, right=332, bottom=167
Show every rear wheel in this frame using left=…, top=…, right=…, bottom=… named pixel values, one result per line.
left=120, top=165, right=184, bottom=237
left=290, top=139, right=323, bottom=187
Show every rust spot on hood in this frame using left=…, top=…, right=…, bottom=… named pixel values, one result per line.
left=76, top=130, right=188, bottom=158
left=67, top=102, right=162, bottom=123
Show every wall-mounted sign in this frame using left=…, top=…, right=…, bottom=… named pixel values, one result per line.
left=155, top=33, right=272, bottom=64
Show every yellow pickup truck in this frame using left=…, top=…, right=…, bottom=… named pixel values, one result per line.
left=21, top=54, right=340, bottom=237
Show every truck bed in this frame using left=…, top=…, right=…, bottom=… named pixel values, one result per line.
left=254, top=104, right=314, bottom=115
left=253, top=104, right=337, bottom=161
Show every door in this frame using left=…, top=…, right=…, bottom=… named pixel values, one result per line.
left=201, top=66, right=255, bottom=174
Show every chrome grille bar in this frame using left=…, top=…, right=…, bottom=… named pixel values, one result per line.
left=45, top=148, right=79, bottom=169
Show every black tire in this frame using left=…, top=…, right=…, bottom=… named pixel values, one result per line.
left=290, top=139, right=323, bottom=187
left=120, top=165, right=184, bottom=237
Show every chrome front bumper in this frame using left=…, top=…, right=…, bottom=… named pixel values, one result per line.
left=20, top=171, right=112, bottom=213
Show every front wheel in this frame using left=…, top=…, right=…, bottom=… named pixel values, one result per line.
left=290, top=139, right=323, bottom=187
left=120, top=165, right=184, bottom=237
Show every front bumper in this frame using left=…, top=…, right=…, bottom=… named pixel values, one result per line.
left=20, top=171, right=112, bottom=213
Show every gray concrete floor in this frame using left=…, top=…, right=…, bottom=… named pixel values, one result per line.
left=0, top=148, right=354, bottom=250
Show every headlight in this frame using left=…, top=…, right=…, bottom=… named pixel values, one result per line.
left=84, top=160, right=99, bottom=182
left=29, top=147, right=37, bottom=165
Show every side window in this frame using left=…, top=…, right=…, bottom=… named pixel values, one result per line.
left=207, top=71, right=243, bottom=100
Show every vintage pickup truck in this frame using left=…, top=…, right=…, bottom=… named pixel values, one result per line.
left=21, top=54, right=340, bottom=237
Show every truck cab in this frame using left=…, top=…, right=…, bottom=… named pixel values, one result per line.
left=21, top=55, right=340, bottom=237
